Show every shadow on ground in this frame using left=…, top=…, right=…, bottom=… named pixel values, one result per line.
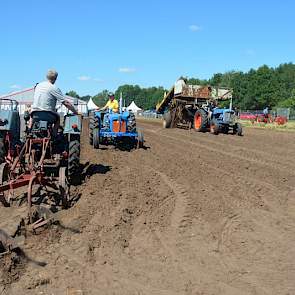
left=71, top=162, right=112, bottom=186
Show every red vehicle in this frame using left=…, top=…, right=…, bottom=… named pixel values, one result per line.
left=256, top=113, right=274, bottom=123
left=239, top=112, right=257, bottom=120
left=275, top=116, right=288, bottom=125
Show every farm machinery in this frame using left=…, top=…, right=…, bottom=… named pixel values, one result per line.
left=0, top=99, right=21, bottom=164
left=0, top=107, right=81, bottom=232
left=89, top=99, right=144, bottom=149
left=156, top=83, right=242, bottom=135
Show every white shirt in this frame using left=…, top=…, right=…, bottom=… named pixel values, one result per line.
left=32, top=81, right=65, bottom=112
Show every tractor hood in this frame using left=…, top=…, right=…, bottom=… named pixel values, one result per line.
left=213, top=108, right=234, bottom=115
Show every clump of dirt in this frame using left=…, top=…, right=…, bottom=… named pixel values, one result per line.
left=0, top=251, right=26, bottom=287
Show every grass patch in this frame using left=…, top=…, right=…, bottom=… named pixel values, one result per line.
left=241, top=120, right=295, bottom=132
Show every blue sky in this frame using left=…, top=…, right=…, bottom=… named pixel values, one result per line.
left=0, top=0, right=294, bottom=96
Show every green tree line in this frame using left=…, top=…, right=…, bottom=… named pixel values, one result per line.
left=66, top=62, right=295, bottom=110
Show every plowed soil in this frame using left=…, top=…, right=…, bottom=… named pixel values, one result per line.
left=1, top=119, right=295, bottom=295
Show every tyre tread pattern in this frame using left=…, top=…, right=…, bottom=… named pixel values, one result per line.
left=127, top=112, right=137, bottom=133
left=68, top=135, right=80, bottom=177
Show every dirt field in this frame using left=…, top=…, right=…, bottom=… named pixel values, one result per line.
left=1, top=118, right=295, bottom=295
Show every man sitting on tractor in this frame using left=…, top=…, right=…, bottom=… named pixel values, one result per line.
left=100, top=92, right=119, bottom=113
left=30, top=69, right=78, bottom=134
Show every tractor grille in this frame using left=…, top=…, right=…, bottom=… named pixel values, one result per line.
left=223, top=112, right=232, bottom=122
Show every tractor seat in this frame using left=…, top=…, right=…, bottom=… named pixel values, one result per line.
left=31, top=111, right=58, bottom=124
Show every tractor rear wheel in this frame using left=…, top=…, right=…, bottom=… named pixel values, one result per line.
left=194, top=109, right=207, bottom=132
left=127, top=112, right=137, bottom=133
left=0, top=137, right=6, bottom=164
left=68, top=135, right=80, bottom=179
left=163, top=112, right=172, bottom=128
left=89, top=113, right=94, bottom=145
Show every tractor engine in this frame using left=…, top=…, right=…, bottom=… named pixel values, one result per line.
left=108, top=112, right=129, bottom=133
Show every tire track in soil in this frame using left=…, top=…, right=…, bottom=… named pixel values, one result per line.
left=144, top=125, right=294, bottom=195
left=137, top=121, right=295, bottom=294
left=147, top=128, right=295, bottom=178
left=3, top=119, right=295, bottom=295
left=144, top=129, right=290, bottom=217
left=152, top=170, right=189, bottom=230
left=217, top=213, right=242, bottom=273
left=141, top=120, right=295, bottom=180
left=170, top=128, right=295, bottom=170
left=139, top=119, right=295, bottom=159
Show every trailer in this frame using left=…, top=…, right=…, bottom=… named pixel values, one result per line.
left=156, top=82, right=242, bottom=135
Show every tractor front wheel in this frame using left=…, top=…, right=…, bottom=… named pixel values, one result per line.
left=93, top=128, right=100, bottom=149
left=223, top=125, right=229, bottom=134
left=194, top=109, right=207, bottom=132
left=68, top=135, right=80, bottom=179
left=210, top=121, right=219, bottom=135
left=233, top=123, right=243, bottom=136
left=127, top=112, right=137, bottom=133
left=137, top=131, right=144, bottom=148
left=89, top=113, right=94, bottom=145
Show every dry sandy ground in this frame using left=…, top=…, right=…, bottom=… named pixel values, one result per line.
left=1, top=119, right=295, bottom=295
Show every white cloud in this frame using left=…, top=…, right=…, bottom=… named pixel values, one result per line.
left=77, top=76, right=91, bottom=81
left=10, top=84, right=21, bottom=89
left=189, top=25, right=201, bottom=32
left=118, top=67, right=136, bottom=73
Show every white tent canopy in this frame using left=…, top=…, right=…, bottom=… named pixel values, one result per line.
left=127, top=101, right=142, bottom=113
left=0, top=87, right=88, bottom=115
left=87, top=97, right=98, bottom=110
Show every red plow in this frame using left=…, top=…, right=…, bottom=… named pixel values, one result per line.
left=0, top=112, right=81, bottom=241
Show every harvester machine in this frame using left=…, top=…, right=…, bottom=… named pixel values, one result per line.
left=156, top=82, right=242, bottom=135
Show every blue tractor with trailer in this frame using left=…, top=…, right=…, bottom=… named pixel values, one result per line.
left=89, top=98, right=144, bottom=149
left=157, top=82, right=242, bottom=136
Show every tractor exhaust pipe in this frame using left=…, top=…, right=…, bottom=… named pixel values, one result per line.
left=119, top=92, right=123, bottom=114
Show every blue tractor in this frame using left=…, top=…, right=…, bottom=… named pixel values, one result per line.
left=89, top=108, right=144, bottom=149
left=0, top=99, right=21, bottom=164
left=210, top=108, right=242, bottom=135
left=194, top=107, right=243, bottom=135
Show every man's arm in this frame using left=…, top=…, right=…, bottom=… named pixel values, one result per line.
left=62, top=100, right=78, bottom=115
left=100, top=101, right=109, bottom=111
left=52, top=87, right=78, bottom=114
